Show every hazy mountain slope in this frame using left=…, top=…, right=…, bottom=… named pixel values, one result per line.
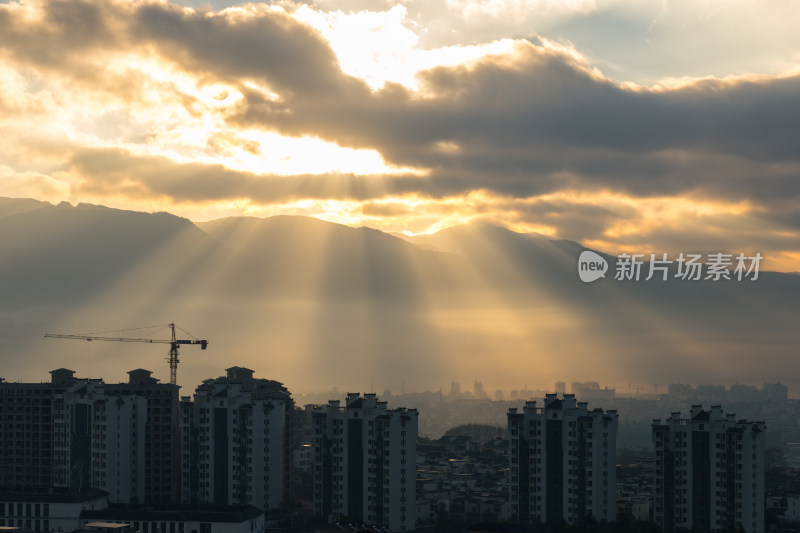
left=409, top=221, right=586, bottom=289
left=409, top=219, right=799, bottom=317
left=0, top=203, right=225, bottom=384
left=199, top=216, right=460, bottom=299
left=0, top=197, right=51, bottom=220
left=404, top=219, right=800, bottom=388
left=0, top=202, right=797, bottom=394
left=0, top=202, right=218, bottom=306
left=0, top=206, right=454, bottom=388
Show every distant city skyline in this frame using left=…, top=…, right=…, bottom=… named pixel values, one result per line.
left=4, top=361, right=798, bottom=401
left=288, top=380, right=797, bottom=401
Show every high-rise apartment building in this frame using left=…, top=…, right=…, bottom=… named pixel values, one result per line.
left=180, top=367, right=294, bottom=511
left=55, top=377, right=104, bottom=493
left=0, top=368, right=179, bottom=505
left=508, top=393, right=618, bottom=525
left=0, top=369, right=78, bottom=491
left=652, top=405, right=765, bottom=533
left=89, top=381, right=147, bottom=503
left=312, top=393, right=418, bottom=532
left=102, top=369, right=180, bottom=504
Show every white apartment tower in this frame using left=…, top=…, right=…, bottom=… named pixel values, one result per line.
left=508, top=393, right=618, bottom=525
left=92, top=390, right=148, bottom=503
left=312, top=393, right=418, bottom=532
left=652, top=405, right=765, bottom=533
left=103, top=369, right=181, bottom=504
left=182, top=367, right=294, bottom=511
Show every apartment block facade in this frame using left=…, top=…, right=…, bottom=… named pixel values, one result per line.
left=312, top=393, right=418, bottom=532
left=508, top=393, right=618, bottom=525
left=180, top=367, right=294, bottom=511
left=102, top=369, right=181, bottom=504
left=0, top=368, right=179, bottom=504
left=0, top=370, right=72, bottom=491
left=652, top=405, right=765, bottom=533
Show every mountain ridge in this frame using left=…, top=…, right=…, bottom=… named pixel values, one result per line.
left=1, top=197, right=798, bottom=393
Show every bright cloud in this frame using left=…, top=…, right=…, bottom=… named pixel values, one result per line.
left=0, top=0, right=799, bottom=271
left=293, top=4, right=521, bottom=90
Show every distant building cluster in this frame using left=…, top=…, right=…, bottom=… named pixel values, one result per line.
left=442, top=379, right=789, bottom=405
left=668, top=382, right=788, bottom=403
left=447, top=381, right=556, bottom=402
left=447, top=380, right=618, bottom=402
left=569, top=381, right=616, bottom=401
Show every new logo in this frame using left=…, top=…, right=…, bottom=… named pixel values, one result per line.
left=578, top=250, right=608, bottom=283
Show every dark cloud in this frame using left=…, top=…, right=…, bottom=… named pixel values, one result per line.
left=233, top=43, right=789, bottom=159
left=504, top=199, right=627, bottom=242
left=131, top=2, right=365, bottom=98
left=0, top=0, right=123, bottom=67
left=224, top=41, right=800, bottom=205
left=612, top=220, right=800, bottom=258
left=67, top=145, right=800, bottom=267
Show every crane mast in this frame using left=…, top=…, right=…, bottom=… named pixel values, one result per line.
left=44, top=323, right=208, bottom=385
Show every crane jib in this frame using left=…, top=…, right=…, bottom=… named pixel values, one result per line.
left=43, top=325, right=209, bottom=383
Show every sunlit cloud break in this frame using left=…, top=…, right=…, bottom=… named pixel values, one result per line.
left=0, top=0, right=798, bottom=271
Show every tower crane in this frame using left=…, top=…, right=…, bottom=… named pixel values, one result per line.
left=44, top=323, right=208, bottom=385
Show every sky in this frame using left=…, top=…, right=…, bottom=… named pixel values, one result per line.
left=2, top=0, right=800, bottom=271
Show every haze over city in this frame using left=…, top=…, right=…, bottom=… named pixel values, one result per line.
left=1, top=0, right=799, bottom=395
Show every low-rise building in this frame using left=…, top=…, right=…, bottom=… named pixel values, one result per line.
left=79, top=507, right=264, bottom=533
left=0, top=489, right=109, bottom=532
